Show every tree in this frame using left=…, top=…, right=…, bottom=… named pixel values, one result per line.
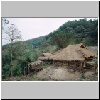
left=2, top=18, right=21, bottom=77
left=9, top=24, right=21, bottom=76
left=2, top=18, right=9, bottom=31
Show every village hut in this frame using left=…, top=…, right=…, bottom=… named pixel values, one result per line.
left=49, top=43, right=97, bottom=72
left=28, top=60, right=43, bottom=72
left=38, top=53, right=52, bottom=61
left=28, top=53, right=52, bottom=73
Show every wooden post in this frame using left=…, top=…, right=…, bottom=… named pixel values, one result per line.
left=83, top=61, right=86, bottom=67
left=28, top=65, right=29, bottom=75
left=68, top=61, right=69, bottom=67
left=24, top=66, right=25, bottom=75
left=66, top=61, right=68, bottom=67
left=63, top=60, right=64, bottom=66
left=83, top=61, right=86, bottom=73
left=61, top=60, right=63, bottom=67
left=75, top=61, right=76, bottom=71
left=34, top=69, right=36, bottom=74
left=94, top=65, right=97, bottom=74
left=69, top=61, right=70, bottom=68
left=80, top=61, right=83, bottom=73
left=53, top=61, right=54, bottom=66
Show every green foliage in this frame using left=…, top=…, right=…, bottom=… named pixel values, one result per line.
left=23, top=18, right=98, bottom=52
left=2, top=42, right=38, bottom=78
left=2, top=65, right=10, bottom=79
left=92, top=58, right=98, bottom=66
left=13, top=63, right=22, bottom=76
left=54, top=46, right=59, bottom=52
left=42, top=62, right=51, bottom=68
left=26, top=36, right=46, bottom=49
left=48, top=18, right=98, bottom=48
left=2, top=18, right=98, bottom=79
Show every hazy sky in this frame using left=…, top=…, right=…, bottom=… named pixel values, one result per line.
left=2, top=18, right=97, bottom=45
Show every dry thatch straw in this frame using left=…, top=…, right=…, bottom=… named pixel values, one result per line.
left=49, top=43, right=97, bottom=61
left=38, top=53, right=52, bottom=61
left=29, top=60, right=43, bottom=69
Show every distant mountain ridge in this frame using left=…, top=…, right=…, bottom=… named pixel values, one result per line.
left=25, top=18, right=98, bottom=50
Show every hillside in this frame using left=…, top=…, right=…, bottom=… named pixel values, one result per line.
left=46, top=19, right=98, bottom=48
left=25, top=36, right=46, bottom=49
left=24, top=18, right=98, bottom=50
left=2, top=18, right=98, bottom=80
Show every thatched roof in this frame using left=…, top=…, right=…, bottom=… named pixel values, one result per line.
left=49, top=43, right=97, bottom=61
left=38, top=53, right=52, bottom=60
left=29, top=60, right=43, bottom=67
left=41, top=53, right=52, bottom=57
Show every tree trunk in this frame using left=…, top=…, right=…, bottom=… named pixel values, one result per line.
left=28, top=63, right=30, bottom=75
left=24, top=66, right=25, bottom=75
left=10, top=37, right=13, bottom=77
left=10, top=65, right=13, bottom=77
left=94, top=65, right=97, bottom=74
left=27, top=63, right=30, bottom=75
left=10, top=29, right=14, bottom=77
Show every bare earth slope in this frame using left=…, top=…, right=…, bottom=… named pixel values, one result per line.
left=35, top=66, right=80, bottom=81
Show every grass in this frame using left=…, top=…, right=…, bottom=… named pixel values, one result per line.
left=2, top=75, right=40, bottom=81
left=2, top=73, right=98, bottom=81
left=76, top=73, right=98, bottom=81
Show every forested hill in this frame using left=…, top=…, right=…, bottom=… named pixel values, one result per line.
left=26, top=18, right=98, bottom=50
left=45, top=18, right=98, bottom=48
left=2, top=18, right=98, bottom=79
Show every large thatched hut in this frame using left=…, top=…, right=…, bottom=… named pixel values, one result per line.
left=50, top=43, right=97, bottom=61
left=49, top=43, right=97, bottom=72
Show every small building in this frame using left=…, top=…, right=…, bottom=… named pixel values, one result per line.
left=28, top=53, right=52, bottom=73
left=28, top=60, right=43, bottom=72
left=49, top=43, right=97, bottom=72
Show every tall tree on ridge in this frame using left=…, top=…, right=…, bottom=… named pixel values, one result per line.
left=2, top=18, right=21, bottom=77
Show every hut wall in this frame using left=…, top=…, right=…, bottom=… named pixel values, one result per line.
left=50, top=60, right=84, bottom=73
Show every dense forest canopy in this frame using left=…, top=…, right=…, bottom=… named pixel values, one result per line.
left=2, top=18, right=98, bottom=79
left=45, top=18, right=98, bottom=48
